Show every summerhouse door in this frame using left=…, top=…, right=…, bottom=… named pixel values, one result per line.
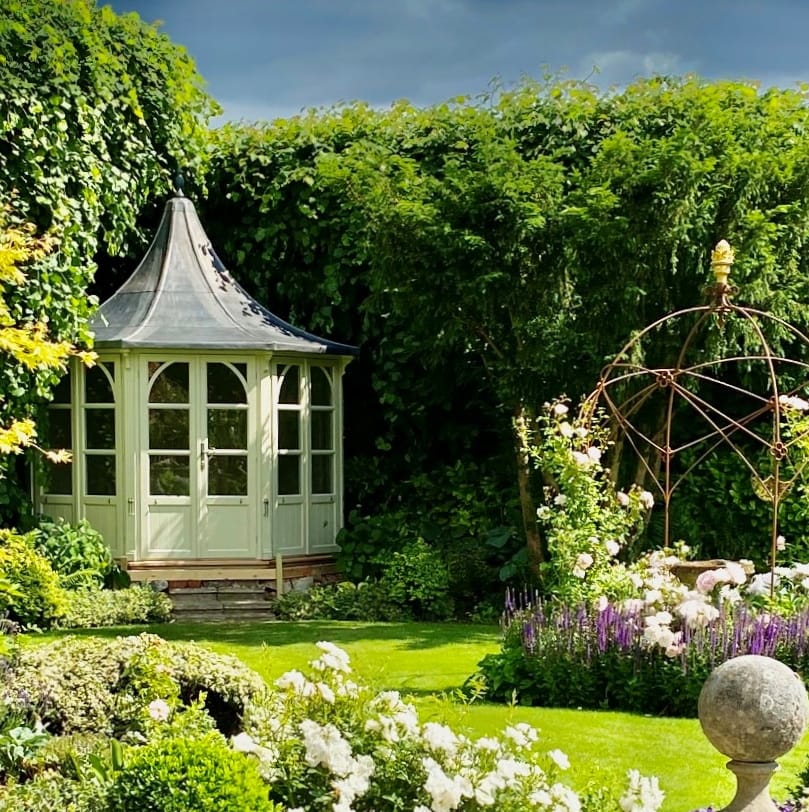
left=140, top=358, right=255, bottom=560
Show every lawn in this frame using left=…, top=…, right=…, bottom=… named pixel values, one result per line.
left=34, top=620, right=809, bottom=811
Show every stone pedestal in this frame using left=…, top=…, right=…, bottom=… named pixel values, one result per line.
left=723, top=761, right=779, bottom=812
left=698, top=655, right=809, bottom=812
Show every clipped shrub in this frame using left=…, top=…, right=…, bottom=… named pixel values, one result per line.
left=0, top=530, right=65, bottom=627
left=6, top=634, right=267, bottom=737
left=33, top=519, right=113, bottom=588
left=0, top=771, right=107, bottom=812
left=57, top=585, right=172, bottom=628
left=108, top=732, right=278, bottom=812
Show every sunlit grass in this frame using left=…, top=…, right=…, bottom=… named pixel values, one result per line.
left=31, top=620, right=809, bottom=811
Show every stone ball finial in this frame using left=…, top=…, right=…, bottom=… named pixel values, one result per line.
left=698, top=655, right=809, bottom=763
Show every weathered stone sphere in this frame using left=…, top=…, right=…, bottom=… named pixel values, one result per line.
left=698, top=655, right=809, bottom=762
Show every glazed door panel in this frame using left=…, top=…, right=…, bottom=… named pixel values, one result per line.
left=140, top=359, right=255, bottom=560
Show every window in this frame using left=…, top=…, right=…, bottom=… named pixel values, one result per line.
left=275, top=363, right=337, bottom=498
left=45, top=373, right=73, bottom=495
left=148, top=362, right=190, bottom=496
left=276, top=364, right=301, bottom=495
left=206, top=362, right=248, bottom=496
left=84, top=363, right=116, bottom=496
left=310, top=367, right=334, bottom=495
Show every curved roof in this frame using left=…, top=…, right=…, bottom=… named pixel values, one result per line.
left=90, top=193, right=357, bottom=356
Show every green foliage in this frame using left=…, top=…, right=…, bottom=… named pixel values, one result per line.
left=337, top=463, right=521, bottom=613
left=474, top=639, right=708, bottom=717
left=205, top=76, right=809, bottom=574
left=336, top=508, right=414, bottom=581
left=108, top=732, right=277, bottom=812
left=0, top=770, right=107, bottom=812
left=530, top=402, right=653, bottom=603
left=273, top=580, right=407, bottom=622
left=57, top=584, right=172, bottom=628
left=0, top=0, right=216, bottom=522
left=0, top=722, right=50, bottom=780
left=6, top=633, right=267, bottom=737
left=380, top=538, right=454, bottom=620
left=33, top=518, right=113, bottom=588
left=0, top=529, right=65, bottom=626
left=672, top=446, right=809, bottom=568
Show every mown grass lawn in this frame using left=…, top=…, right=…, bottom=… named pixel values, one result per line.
left=33, top=620, right=809, bottom=811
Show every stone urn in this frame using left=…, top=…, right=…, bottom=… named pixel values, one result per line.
left=670, top=559, right=755, bottom=588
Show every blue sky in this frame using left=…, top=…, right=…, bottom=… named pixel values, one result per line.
left=107, top=1, right=809, bottom=123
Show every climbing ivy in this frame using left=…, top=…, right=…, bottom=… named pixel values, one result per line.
left=0, top=0, right=217, bottom=517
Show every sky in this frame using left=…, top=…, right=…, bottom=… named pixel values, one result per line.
left=107, top=0, right=809, bottom=124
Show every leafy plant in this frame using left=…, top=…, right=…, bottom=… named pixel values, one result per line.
left=33, top=519, right=113, bottom=588
left=57, top=584, right=172, bottom=628
left=272, top=580, right=406, bottom=622
left=0, top=722, right=50, bottom=780
left=0, top=770, right=108, bottom=811
left=108, top=732, right=278, bottom=812
left=475, top=597, right=809, bottom=716
left=530, top=400, right=653, bottom=603
left=379, top=538, right=454, bottom=620
left=239, top=640, right=659, bottom=812
left=0, top=0, right=217, bottom=523
left=0, top=529, right=65, bottom=627
left=6, top=634, right=268, bottom=738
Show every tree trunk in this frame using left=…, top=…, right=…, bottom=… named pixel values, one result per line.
left=513, top=405, right=545, bottom=578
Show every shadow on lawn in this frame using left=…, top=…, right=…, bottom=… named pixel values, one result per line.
left=44, top=620, right=501, bottom=651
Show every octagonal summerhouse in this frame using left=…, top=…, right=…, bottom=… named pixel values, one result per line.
left=37, top=187, right=356, bottom=582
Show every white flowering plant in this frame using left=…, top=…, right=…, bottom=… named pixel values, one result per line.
left=531, top=400, right=654, bottom=603
left=237, top=642, right=661, bottom=812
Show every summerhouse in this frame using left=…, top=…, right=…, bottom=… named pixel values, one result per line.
left=37, top=185, right=357, bottom=580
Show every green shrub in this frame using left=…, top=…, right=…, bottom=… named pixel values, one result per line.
left=336, top=464, right=522, bottom=613
left=0, top=771, right=107, bottom=812
left=380, top=538, right=454, bottom=620
left=57, top=585, right=172, bottom=628
left=277, top=542, right=455, bottom=622
left=33, top=519, right=113, bottom=589
left=0, top=530, right=65, bottom=627
left=6, top=634, right=267, bottom=737
left=336, top=508, right=416, bottom=581
left=273, top=580, right=409, bottom=621
left=108, top=732, right=278, bottom=812
left=30, top=732, right=112, bottom=778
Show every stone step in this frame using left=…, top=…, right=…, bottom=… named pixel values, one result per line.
left=216, top=587, right=269, bottom=598
left=219, top=597, right=271, bottom=610
left=169, top=595, right=224, bottom=610
left=173, top=608, right=277, bottom=622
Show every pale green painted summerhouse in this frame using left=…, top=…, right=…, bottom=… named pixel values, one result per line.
left=37, top=187, right=356, bottom=579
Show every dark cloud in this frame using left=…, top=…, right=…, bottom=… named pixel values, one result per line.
left=108, top=0, right=809, bottom=121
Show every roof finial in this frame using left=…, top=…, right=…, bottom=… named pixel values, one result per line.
left=173, top=172, right=185, bottom=197
left=711, top=239, right=734, bottom=287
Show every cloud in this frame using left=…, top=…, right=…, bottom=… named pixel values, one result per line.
left=580, top=50, right=690, bottom=87
left=110, top=0, right=809, bottom=123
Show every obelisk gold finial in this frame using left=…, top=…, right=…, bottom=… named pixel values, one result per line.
left=711, top=240, right=734, bottom=286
